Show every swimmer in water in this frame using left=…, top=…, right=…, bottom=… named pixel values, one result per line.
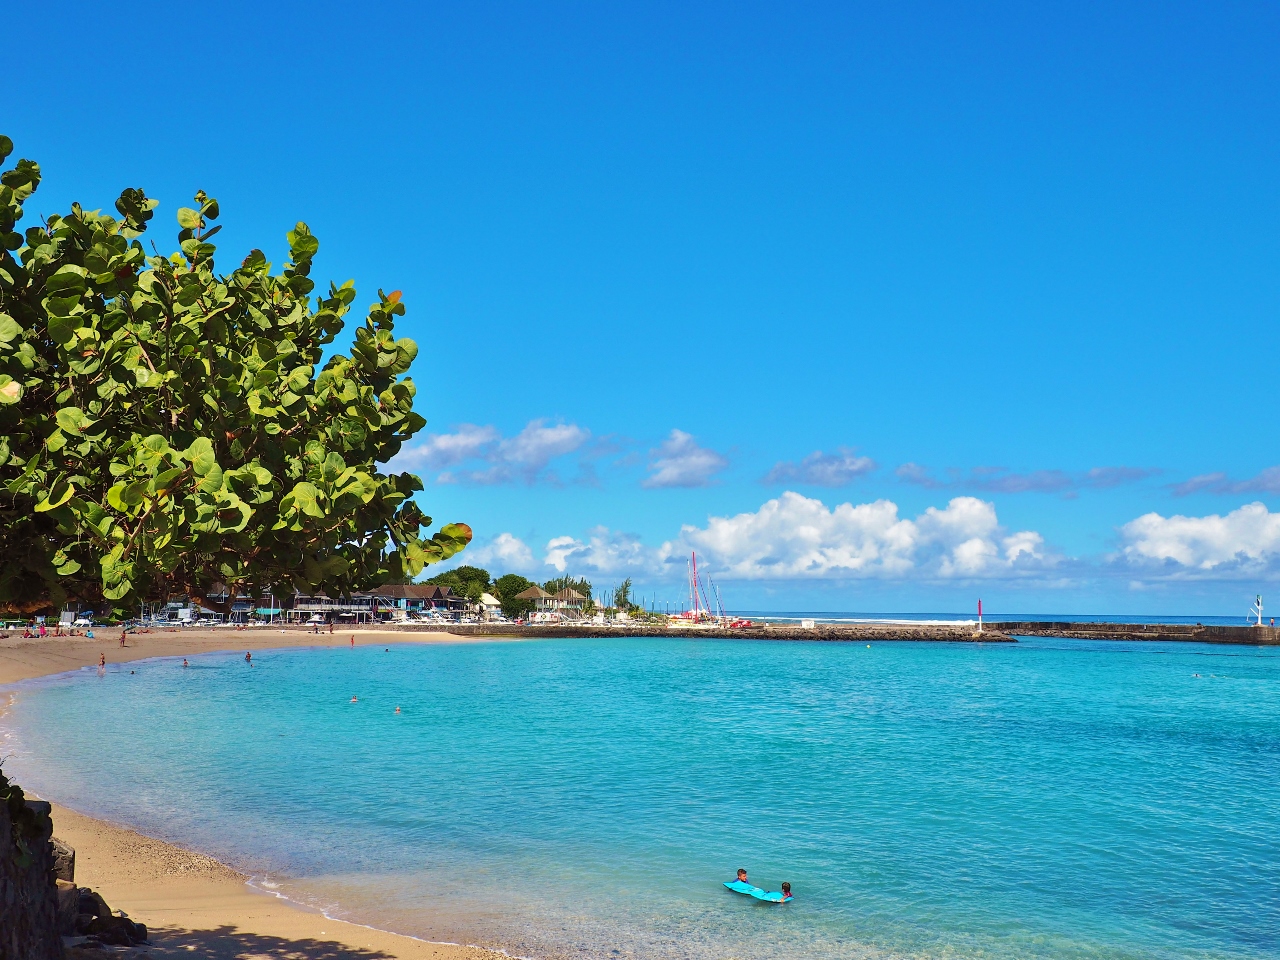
left=183, top=659, right=189, bottom=668
left=781, top=882, right=793, bottom=901
left=245, top=651, right=252, bottom=664
left=99, top=653, right=106, bottom=667
left=350, top=696, right=359, bottom=703
left=395, top=706, right=401, bottom=714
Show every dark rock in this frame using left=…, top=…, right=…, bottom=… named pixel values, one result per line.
left=0, top=776, right=62, bottom=960
left=57, top=879, right=79, bottom=934
left=129, top=921, right=148, bottom=944
left=77, top=889, right=110, bottom=919
left=86, top=916, right=133, bottom=946
left=51, top=838, right=75, bottom=882
left=75, top=913, right=95, bottom=935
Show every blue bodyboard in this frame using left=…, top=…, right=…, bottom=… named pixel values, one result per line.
left=724, top=881, right=792, bottom=903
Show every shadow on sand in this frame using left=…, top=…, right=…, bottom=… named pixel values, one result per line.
left=70, top=925, right=407, bottom=960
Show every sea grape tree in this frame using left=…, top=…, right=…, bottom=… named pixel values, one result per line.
left=0, top=136, right=469, bottom=613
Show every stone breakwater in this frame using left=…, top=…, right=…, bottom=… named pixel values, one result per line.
left=394, top=623, right=1015, bottom=642
left=988, top=621, right=1280, bottom=645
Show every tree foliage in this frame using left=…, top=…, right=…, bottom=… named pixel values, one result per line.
left=0, top=136, right=469, bottom=613
left=544, top=575, right=592, bottom=599
left=426, top=564, right=491, bottom=602
left=493, top=572, right=534, bottom=618
left=612, top=577, right=633, bottom=610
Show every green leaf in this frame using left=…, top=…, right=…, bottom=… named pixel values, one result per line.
left=289, top=481, right=324, bottom=518
left=102, top=579, right=132, bottom=601
left=185, top=437, right=217, bottom=476
left=176, top=207, right=202, bottom=229
left=55, top=407, right=91, bottom=436
left=35, top=479, right=75, bottom=512
left=0, top=313, right=20, bottom=344
left=47, top=314, right=76, bottom=345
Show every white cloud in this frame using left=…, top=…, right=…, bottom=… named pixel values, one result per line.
left=1118, top=502, right=1280, bottom=577
left=393, top=424, right=499, bottom=470
left=898, top=463, right=1159, bottom=494
left=763, top=448, right=876, bottom=487
left=466, top=533, right=537, bottom=570
left=392, top=419, right=589, bottom=484
left=1171, top=467, right=1280, bottom=497
left=642, top=430, right=729, bottom=489
left=498, top=421, right=591, bottom=471
left=544, top=527, right=652, bottom=575
left=659, top=491, right=1052, bottom=581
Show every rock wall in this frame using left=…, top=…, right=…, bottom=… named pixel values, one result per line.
left=0, top=773, right=63, bottom=960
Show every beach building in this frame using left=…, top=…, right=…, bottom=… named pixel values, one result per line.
left=513, top=586, right=588, bottom=617
left=514, top=585, right=554, bottom=613
left=288, top=585, right=465, bottom=623
left=376, top=584, right=465, bottom=617
left=552, top=588, right=588, bottom=614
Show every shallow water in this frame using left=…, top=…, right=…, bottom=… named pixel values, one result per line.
left=4, top=636, right=1278, bottom=960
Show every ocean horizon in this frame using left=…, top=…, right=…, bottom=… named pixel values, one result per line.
left=4, top=634, right=1278, bottom=960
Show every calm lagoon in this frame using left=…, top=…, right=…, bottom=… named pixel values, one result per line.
left=4, top=636, right=1278, bottom=960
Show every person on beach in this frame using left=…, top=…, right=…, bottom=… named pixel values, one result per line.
left=350, top=635, right=355, bottom=648
left=329, top=621, right=334, bottom=634
left=781, top=883, right=793, bottom=901
left=39, top=623, right=46, bottom=638
left=85, top=628, right=94, bottom=639
left=119, top=629, right=127, bottom=647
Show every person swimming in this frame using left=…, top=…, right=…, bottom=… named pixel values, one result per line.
left=781, top=882, right=793, bottom=901
left=245, top=651, right=252, bottom=663
left=183, top=659, right=189, bottom=668
left=734, top=868, right=749, bottom=884
left=394, top=706, right=401, bottom=714
left=350, top=696, right=359, bottom=703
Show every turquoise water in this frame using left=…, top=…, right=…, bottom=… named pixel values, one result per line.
left=3, top=636, right=1278, bottom=960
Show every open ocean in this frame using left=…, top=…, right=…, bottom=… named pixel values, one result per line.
left=3, top=635, right=1278, bottom=960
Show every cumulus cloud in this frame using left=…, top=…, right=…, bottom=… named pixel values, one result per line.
left=393, top=419, right=590, bottom=484
left=642, top=430, right=729, bottom=489
left=544, top=527, right=653, bottom=574
left=659, top=491, right=1053, bottom=581
left=465, top=533, right=537, bottom=570
left=897, top=463, right=1159, bottom=495
left=1118, top=502, right=1280, bottom=577
left=393, top=424, right=500, bottom=470
left=763, top=448, right=876, bottom=487
left=1170, top=467, right=1280, bottom=497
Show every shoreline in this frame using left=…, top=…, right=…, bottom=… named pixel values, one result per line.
left=1, top=627, right=517, bottom=960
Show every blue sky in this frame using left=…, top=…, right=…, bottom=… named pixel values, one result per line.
left=14, top=2, right=1280, bottom=614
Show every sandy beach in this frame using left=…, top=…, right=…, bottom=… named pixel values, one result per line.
left=0, top=627, right=511, bottom=960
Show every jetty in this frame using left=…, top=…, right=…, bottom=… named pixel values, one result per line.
left=987, top=620, right=1280, bottom=645
left=389, top=620, right=1280, bottom=645
left=394, top=622, right=1014, bottom=642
